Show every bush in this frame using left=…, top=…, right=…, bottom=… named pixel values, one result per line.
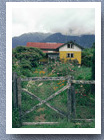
left=13, top=46, right=45, bottom=65
left=81, top=47, right=95, bottom=67
left=12, top=46, right=46, bottom=76
left=21, top=69, right=33, bottom=77
left=46, top=61, right=76, bottom=76
left=20, top=59, right=32, bottom=70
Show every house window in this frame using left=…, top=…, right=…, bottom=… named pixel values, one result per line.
left=67, top=43, right=73, bottom=48
left=67, top=44, right=70, bottom=48
left=67, top=53, right=74, bottom=58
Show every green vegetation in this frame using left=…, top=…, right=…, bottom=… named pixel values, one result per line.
left=12, top=44, right=95, bottom=128
left=12, top=108, right=21, bottom=128
left=82, top=43, right=95, bottom=67
left=12, top=46, right=45, bottom=76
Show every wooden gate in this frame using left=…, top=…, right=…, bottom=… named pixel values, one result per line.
left=12, top=72, right=95, bottom=126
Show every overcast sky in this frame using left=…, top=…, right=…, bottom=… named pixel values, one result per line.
left=12, top=8, right=95, bottom=37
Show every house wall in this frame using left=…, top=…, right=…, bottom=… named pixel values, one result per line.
left=59, top=44, right=82, bottom=52
left=59, top=44, right=82, bottom=64
left=59, top=51, right=81, bottom=64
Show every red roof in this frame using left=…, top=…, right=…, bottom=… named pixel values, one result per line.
left=26, top=42, right=64, bottom=50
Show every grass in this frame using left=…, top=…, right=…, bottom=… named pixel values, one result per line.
left=13, top=60, right=95, bottom=128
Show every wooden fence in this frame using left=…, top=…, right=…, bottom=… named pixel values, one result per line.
left=12, top=72, right=95, bottom=126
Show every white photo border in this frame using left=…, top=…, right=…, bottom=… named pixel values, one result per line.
left=6, top=2, right=101, bottom=134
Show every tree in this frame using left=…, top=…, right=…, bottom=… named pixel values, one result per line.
left=81, top=45, right=95, bottom=67
left=12, top=46, right=45, bottom=76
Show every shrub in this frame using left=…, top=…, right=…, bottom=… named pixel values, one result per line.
left=21, top=69, right=32, bottom=77
left=13, top=46, right=45, bottom=66
left=47, top=61, right=76, bottom=76
left=12, top=46, right=46, bottom=76
left=81, top=46, right=95, bottom=67
left=20, top=59, right=32, bottom=70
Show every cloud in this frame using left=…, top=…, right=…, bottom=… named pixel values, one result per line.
left=12, top=8, right=95, bottom=37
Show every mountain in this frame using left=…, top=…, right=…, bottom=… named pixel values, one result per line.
left=41, top=33, right=67, bottom=43
left=12, top=32, right=51, bottom=48
left=42, top=33, right=95, bottom=48
left=12, top=32, right=95, bottom=48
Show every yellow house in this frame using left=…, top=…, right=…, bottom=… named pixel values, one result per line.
left=59, top=41, right=83, bottom=64
left=26, top=41, right=83, bottom=64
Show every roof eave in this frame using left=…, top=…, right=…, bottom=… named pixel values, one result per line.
left=58, top=41, right=83, bottom=50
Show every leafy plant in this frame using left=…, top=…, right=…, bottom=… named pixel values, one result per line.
left=12, top=46, right=45, bottom=76
left=81, top=45, right=95, bottom=67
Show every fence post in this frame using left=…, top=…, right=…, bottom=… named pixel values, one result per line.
left=67, top=77, right=71, bottom=121
left=12, top=72, right=18, bottom=108
left=17, top=77, right=22, bottom=125
left=71, top=83, right=76, bottom=119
